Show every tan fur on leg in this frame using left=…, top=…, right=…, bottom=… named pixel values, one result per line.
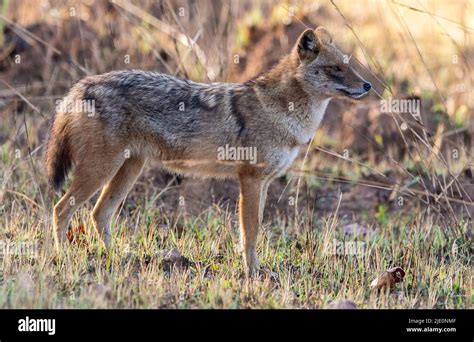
left=91, top=156, right=146, bottom=248
left=52, top=159, right=125, bottom=252
left=239, top=174, right=263, bottom=277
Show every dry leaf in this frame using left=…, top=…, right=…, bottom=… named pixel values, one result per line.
left=326, top=299, right=358, bottom=309
left=370, top=266, right=405, bottom=291
left=67, top=224, right=86, bottom=244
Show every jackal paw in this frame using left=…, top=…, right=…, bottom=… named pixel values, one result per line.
left=243, top=253, right=260, bottom=278
left=103, top=233, right=112, bottom=250
left=53, top=230, right=68, bottom=252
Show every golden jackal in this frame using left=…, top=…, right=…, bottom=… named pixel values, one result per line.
left=46, top=27, right=371, bottom=276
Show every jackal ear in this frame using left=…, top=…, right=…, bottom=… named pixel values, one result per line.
left=296, top=29, right=320, bottom=62
left=315, top=26, right=333, bottom=45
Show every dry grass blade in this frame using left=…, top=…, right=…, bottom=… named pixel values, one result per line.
left=111, top=0, right=208, bottom=72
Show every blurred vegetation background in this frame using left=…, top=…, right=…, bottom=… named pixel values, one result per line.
left=1, top=0, right=472, bottom=221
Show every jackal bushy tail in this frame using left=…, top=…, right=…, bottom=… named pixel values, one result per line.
left=45, top=114, right=72, bottom=191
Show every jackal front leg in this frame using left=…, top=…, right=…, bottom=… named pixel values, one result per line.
left=238, top=174, right=263, bottom=277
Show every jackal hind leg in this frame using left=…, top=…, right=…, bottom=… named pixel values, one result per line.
left=91, top=156, right=146, bottom=249
left=53, top=158, right=125, bottom=252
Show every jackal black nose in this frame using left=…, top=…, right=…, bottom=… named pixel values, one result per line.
left=363, top=82, right=372, bottom=91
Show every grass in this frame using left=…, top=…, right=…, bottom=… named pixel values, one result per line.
left=0, top=170, right=471, bottom=308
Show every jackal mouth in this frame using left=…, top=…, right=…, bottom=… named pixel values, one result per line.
left=336, top=88, right=369, bottom=99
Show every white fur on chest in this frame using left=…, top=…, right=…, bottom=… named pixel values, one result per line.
left=290, top=98, right=330, bottom=145
left=268, top=147, right=300, bottom=177
left=280, top=147, right=299, bottom=169
left=278, top=99, right=330, bottom=168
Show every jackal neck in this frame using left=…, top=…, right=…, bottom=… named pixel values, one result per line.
left=250, top=55, right=326, bottom=117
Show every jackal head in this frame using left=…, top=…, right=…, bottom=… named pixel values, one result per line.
left=293, top=27, right=371, bottom=99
